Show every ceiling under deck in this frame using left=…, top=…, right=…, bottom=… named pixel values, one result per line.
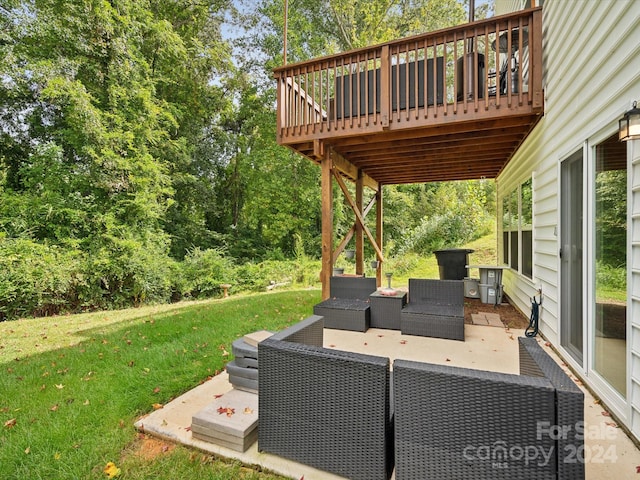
left=291, top=113, right=542, bottom=186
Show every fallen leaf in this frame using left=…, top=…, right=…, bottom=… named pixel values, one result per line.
left=50, top=404, right=59, bottom=412
left=54, top=452, right=61, bottom=460
left=152, top=403, right=164, bottom=410
left=104, top=461, right=121, bottom=478
left=244, top=407, right=254, bottom=414
left=214, top=394, right=224, bottom=399
left=399, top=340, right=407, bottom=345
left=4, top=418, right=17, bottom=429
left=377, top=335, right=384, bottom=338
left=24, top=447, right=30, bottom=454
left=328, top=344, right=336, bottom=348
left=83, top=399, right=90, bottom=406
left=185, top=425, right=192, bottom=432
left=221, top=350, right=229, bottom=357
left=55, top=384, right=64, bottom=389
left=602, top=411, right=611, bottom=417
left=363, top=342, right=368, bottom=346
left=153, top=387, right=161, bottom=394
left=217, top=406, right=235, bottom=417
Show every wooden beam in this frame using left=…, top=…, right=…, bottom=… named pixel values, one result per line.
left=376, top=186, right=383, bottom=287
left=356, top=170, right=364, bottom=275
left=333, top=226, right=355, bottom=264
left=321, top=153, right=333, bottom=300
left=312, top=139, right=325, bottom=160
left=332, top=170, right=384, bottom=262
left=329, top=148, right=379, bottom=191
left=333, top=195, right=377, bottom=262
left=531, top=8, right=544, bottom=111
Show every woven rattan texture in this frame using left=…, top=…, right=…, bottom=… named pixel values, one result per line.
left=259, top=339, right=393, bottom=480
left=393, top=359, right=557, bottom=480
left=519, top=338, right=585, bottom=480
left=400, top=279, right=465, bottom=340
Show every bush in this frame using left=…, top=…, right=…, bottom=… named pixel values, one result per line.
left=0, top=238, right=79, bottom=320
left=396, top=209, right=493, bottom=256
left=180, top=248, right=236, bottom=298
left=596, top=261, right=626, bottom=291
left=80, top=234, right=175, bottom=309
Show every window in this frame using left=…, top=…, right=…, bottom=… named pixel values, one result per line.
left=501, top=178, right=533, bottom=279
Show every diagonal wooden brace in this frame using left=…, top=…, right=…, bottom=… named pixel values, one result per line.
left=333, top=170, right=385, bottom=263
left=333, top=196, right=378, bottom=263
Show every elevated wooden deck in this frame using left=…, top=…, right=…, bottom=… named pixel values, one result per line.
left=274, top=8, right=543, bottom=185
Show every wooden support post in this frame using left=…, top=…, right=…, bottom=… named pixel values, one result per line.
left=355, top=170, right=364, bottom=276
left=380, top=45, right=390, bottom=129
left=321, top=152, right=333, bottom=300
left=531, top=8, right=544, bottom=112
left=376, top=185, right=383, bottom=288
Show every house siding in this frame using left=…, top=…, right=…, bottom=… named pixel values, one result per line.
left=497, top=0, right=640, bottom=438
left=631, top=141, right=640, bottom=434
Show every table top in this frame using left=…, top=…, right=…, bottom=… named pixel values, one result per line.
left=466, top=265, right=509, bottom=270
left=370, top=290, right=407, bottom=299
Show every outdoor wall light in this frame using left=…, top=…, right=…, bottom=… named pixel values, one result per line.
left=619, top=100, right=640, bottom=141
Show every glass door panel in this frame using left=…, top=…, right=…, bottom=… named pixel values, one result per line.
left=594, top=134, right=627, bottom=397
left=561, top=151, right=584, bottom=364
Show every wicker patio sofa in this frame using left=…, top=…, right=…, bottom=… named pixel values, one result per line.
left=258, top=315, right=394, bottom=480
left=313, top=275, right=377, bottom=332
left=400, top=278, right=465, bottom=340
left=393, top=338, right=584, bottom=480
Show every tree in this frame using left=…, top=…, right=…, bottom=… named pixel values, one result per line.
left=0, top=0, right=234, bottom=312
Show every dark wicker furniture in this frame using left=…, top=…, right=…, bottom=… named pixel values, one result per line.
left=313, top=276, right=377, bottom=332
left=400, top=278, right=465, bottom=340
left=258, top=315, right=394, bottom=480
left=393, top=338, right=584, bottom=480
left=369, top=290, right=407, bottom=329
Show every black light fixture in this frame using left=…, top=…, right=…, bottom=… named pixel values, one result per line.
left=619, top=100, right=640, bottom=141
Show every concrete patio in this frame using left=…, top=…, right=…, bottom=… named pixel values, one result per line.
left=135, top=322, right=640, bottom=479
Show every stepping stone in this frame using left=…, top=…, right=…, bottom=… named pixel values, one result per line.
left=243, top=330, right=273, bottom=347
left=191, top=388, right=259, bottom=452
left=471, top=312, right=504, bottom=327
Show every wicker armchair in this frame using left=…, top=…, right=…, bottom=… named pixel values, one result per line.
left=258, top=315, right=394, bottom=480
left=313, top=276, right=377, bottom=332
left=400, top=278, right=465, bottom=340
left=393, top=338, right=584, bottom=480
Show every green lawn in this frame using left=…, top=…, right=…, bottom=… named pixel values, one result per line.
left=1, top=290, right=321, bottom=480
left=0, top=233, right=498, bottom=479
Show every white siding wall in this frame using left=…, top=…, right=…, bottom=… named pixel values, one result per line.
left=495, top=0, right=527, bottom=16
left=631, top=140, right=640, bottom=434
left=497, top=0, right=640, bottom=435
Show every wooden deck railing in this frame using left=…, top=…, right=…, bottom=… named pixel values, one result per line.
left=274, top=8, right=543, bottom=146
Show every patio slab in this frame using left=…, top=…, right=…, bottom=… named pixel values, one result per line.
left=471, top=311, right=505, bottom=327
left=135, top=324, right=640, bottom=479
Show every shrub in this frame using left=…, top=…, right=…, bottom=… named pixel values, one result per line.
left=180, top=248, right=236, bottom=298
left=80, top=234, right=175, bottom=309
left=0, top=238, right=79, bottom=320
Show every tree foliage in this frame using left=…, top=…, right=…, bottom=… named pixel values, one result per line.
left=0, top=0, right=496, bottom=320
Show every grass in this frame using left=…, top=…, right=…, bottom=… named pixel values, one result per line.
left=0, top=232, right=498, bottom=479
left=1, top=290, right=321, bottom=480
left=390, top=230, right=497, bottom=287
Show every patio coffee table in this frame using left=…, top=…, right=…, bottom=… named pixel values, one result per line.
left=370, top=290, right=408, bottom=330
